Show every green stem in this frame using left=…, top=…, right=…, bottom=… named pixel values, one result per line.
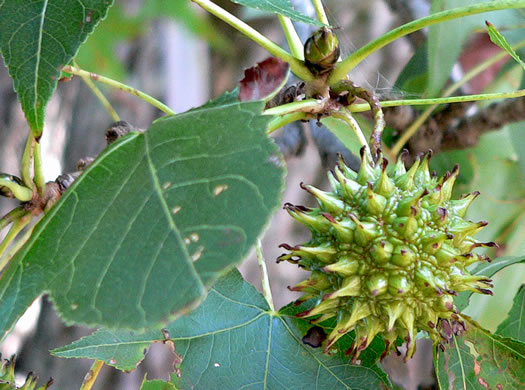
left=0, top=177, right=33, bottom=202
left=75, top=61, right=120, bottom=122
left=347, top=88, right=525, bottom=113
left=264, top=99, right=320, bottom=116
left=192, top=0, right=313, bottom=81
left=0, top=218, right=36, bottom=272
left=278, top=15, right=304, bottom=60
left=267, top=112, right=307, bottom=133
left=21, top=135, right=34, bottom=189
left=0, top=207, right=27, bottom=232
left=79, top=360, right=105, bottom=390
left=256, top=240, right=275, bottom=313
left=0, top=213, right=31, bottom=269
left=328, top=0, right=525, bottom=85
left=63, top=65, right=176, bottom=116
left=391, top=40, right=525, bottom=156
left=312, top=0, right=329, bottom=25
left=330, top=109, right=372, bottom=159
left=33, top=140, right=45, bottom=196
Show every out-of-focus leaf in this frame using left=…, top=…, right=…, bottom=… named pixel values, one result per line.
left=394, top=41, right=428, bottom=97
left=230, top=0, right=322, bottom=26
left=140, top=378, right=177, bottom=390
left=486, top=21, right=525, bottom=70
left=427, top=2, right=523, bottom=97
left=496, top=284, right=525, bottom=342
left=0, top=101, right=285, bottom=338
left=53, top=270, right=391, bottom=389
left=75, top=4, right=140, bottom=79
left=435, top=321, right=525, bottom=389
left=455, top=256, right=525, bottom=311
left=140, top=0, right=232, bottom=53
left=239, top=57, right=289, bottom=102
left=509, top=121, right=525, bottom=178
left=320, top=116, right=363, bottom=155
left=0, top=0, right=114, bottom=135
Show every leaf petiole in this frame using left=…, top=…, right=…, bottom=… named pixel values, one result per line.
left=21, top=135, right=34, bottom=189
left=0, top=212, right=31, bottom=271
left=33, top=140, right=45, bottom=196
left=312, top=0, right=329, bottom=26
left=63, top=65, right=176, bottom=116
left=256, top=240, right=275, bottom=313
left=278, top=15, right=304, bottom=60
left=330, top=109, right=372, bottom=160
left=0, top=207, right=27, bottom=232
left=79, top=360, right=105, bottom=390
left=74, top=61, right=120, bottom=122
left=191, top=0, right=313, bottom=81
left=0, top=176, right=32, bottom=202
left=267, top=112, right=307, bottom=134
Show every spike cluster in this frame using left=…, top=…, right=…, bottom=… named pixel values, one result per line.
left=279, top=149, right=494, bottom=360
left=0, top=354, right=53, bottom=389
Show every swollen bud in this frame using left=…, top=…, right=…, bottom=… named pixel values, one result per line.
left=304, top=27, right=340, bottom=75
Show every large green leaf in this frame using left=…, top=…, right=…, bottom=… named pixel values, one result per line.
left=0, top=101, right=285, bottom=339
left=435, top=321, right=525, bottom=389
left=496, top=284, right=525, bottom=342
left=230, top=0, right=322, bottom=26
left=455, top=256, right=525, bottom=311
left=0, top=0, right=114, bottom=136
left=52, top=270, right=391, bottom=389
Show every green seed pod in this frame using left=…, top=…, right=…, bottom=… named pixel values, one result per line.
left=280, top=151, right=493, bottom=360
left=304, top=27, right=340, bottom=75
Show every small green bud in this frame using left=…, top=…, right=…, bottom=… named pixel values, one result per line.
left=304, top=27, right=340, bottom=75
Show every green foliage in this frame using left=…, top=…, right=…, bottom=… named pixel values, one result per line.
left=0, top=101, right=285, bottom=338
left=496, top=284, right=525, bottom=341
left=0, top=0, right=525, bottom=389
left=139, top=378, right=177, bottom=390
left=455, top=256, right=525, bottom=310
left=0, top=0, right=114, bottom=136
left=53, top=270, right=391, bottom=389
left=435, top=321, right=525, bottom=389
left=230, top=0, right=322, bottom=26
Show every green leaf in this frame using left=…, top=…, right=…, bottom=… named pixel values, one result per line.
left=53, top=270, right=391, bottom=389
left=230, top=0, right=322, bottom=26
left=393, top=41, right=428, bottom=97
left=320, top=117, right=363, bottom=155
left=496, top=284, right=525, bottom=342
left=140, top=378, right=177, bottom=390
left=427, top=2, right=523, bottom=97
left=486, top=21, right=525, bottom=70
left=435, top=321, right=525, bottom=389
left=0, top=101, right=285, bottom=338
left=0, top=0, right=114, bottom=136
left=455, top=256, right=525, bottom=311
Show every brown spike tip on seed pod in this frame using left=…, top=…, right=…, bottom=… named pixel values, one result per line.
left=279, top=151, right=493, bottom=360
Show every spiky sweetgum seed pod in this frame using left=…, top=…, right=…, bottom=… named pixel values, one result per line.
left=279, top=149, right=495, bottom=361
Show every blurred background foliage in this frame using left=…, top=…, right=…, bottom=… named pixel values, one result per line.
left=0, top=0, right=524, bottom=389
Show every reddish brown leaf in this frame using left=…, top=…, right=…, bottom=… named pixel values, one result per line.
left=239, top=57, right=289, bottom=101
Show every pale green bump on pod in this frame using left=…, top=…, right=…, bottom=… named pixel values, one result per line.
left=280, top=150, right=495, bottom=360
